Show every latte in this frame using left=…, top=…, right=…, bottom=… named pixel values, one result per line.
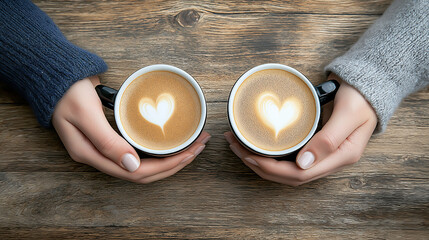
left=119, top=71, right=201, bottom=150
left=232, top=69, right=316, bottom=151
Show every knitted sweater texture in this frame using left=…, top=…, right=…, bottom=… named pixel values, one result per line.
left=325, top=0, right=429, bottom=133
left=0, top=0, right=107, bottom=127
left=0, top=0, right=427, bottom=132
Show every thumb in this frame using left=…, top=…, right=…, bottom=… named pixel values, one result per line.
left=76, top=109, right=140, bottom=172
left=68, top=83, right=140, bottom=172
left=296, top=100, right=363, bottom=170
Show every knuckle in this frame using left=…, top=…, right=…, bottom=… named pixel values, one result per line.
left=139, top=178, right=152, bottom=184
left=260, top=175, right=270, bottom=181
left=128, top=174, right=141, bottom=182
left=68, top=151, right=85, bottom=163
left=70, top=98, right=101, bottom=117
left=318, top=132, right=338, bottom=153
left=162, top=157, right=181, bottom=170
left=259, top=165, right=275, bottom=176
left=350, top=157, right=360, bottom=164
left=256, top=172, right=271, bottom=181
left=69, top=98, right=87, bottom=115
left=295, top=173, right=309, bottom=183
left=258, top=161, right=282, bottom=176
left=289, top=181, right=303, bottom=187
left=98, top=135, right=118, bottom=153
left=259, top=175, right=273, bottom=182
left=349, top=151, right=362, bottom=164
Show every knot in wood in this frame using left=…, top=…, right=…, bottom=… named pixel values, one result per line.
left=175, top=9, right=200, bottom=27
left=349, top=177, right=364, bottom=189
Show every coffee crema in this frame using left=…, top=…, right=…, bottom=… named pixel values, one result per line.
left=119, top=71, right=201, bottom=150
left=233, top=69, right=316, bottom=151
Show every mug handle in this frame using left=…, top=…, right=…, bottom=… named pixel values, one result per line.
left=95, top=85, right=118, bottom=109
left=315, top=80, right=340, bottom=105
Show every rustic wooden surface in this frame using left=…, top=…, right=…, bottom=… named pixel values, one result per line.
left=1, top=0, right=428, bottom=239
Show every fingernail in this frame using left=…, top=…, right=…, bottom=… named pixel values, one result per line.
left=180, top=154, right=195, bottom=164
left=229, top=144, right=244, bottom=159
left=244, top=157, right=259, bottom=167
left=297, top=152, right=315, bottom=169
left=194, top=145, right=206, bottom=156
left=122, top=153, right=140, bottom=172
left=201, top=135, right=211, bottom=144
left=224, top=132, right=234, bottom=144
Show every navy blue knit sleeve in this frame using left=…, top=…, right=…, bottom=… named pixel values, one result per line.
left=0, top=0, right=108, bottom=127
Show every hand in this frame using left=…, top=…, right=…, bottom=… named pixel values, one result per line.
left=52, top=76, right=210, bottom=183
left=225, top=75, right=377, bottom=186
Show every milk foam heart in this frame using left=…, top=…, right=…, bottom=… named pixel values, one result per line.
left=257, top=92, right=301, bottom=138
left=139, top=93, right=175, bottom=134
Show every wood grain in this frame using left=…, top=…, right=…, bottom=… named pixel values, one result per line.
left=1, top=0, right=428, bottom=239
left=0, top=1, right=391, bottom=103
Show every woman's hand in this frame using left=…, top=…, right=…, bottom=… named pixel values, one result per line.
left=225, top=75, right=377, bottom=186
left=52, top=76, right=210, bottom=183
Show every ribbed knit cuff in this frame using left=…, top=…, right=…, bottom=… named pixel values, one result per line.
left=325, top=0, right=429, bottom=134
left=0, top=0, right=107, bottom=127
left=325, top=59, right=399, bottom=134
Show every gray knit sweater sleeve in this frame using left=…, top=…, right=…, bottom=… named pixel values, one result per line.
left=325, top=0, right=428, bottom=133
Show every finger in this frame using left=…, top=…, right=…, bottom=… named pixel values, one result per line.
left=251, top=139, right=349, bottom=181
left=296, top=85, right=367, bottom=170
left=225, top=138, right=296, bottom=185
left=226, top=131, right=278, bottom=167
left=138, top=154, right=197, bottom=184
left=224, top=131, right=250, bottom=152
left=249, top=117, right=377, bottom=185
left=225, top=108, right=375, bottom=186
left=136, top=136, right=208, bottom=183
left=293, top=117, right=376, bottom=185
left=53, top=117, right=95, bottom=164
left=225, top=132, right=286, bottom=183
left=196, top=131, right=211, bottom=145
left=226, top=130, right=341, bottom=183
left=227, top=139, right=309, bottom=183
left=224, top=131, right=235, bottom=145
left=55, top=119, right=208, bottom=183
left=226, top=131, right=275, bottom=170
left=226, top=133, right=334, bottom=186
left=226, top=138, right=304, bottom=186
left=241, top=158, right=301, bottom=186
left=67, top=81, right=140, bottom=172
left=225, top=132, right=253, bottom=159
left=136, top=131, right=209, bottom=177
left=138, top=142, right=206, bottom=177
left=53, top=119, right=141, bottom=182
left=225, top=133, right=298, bottom=183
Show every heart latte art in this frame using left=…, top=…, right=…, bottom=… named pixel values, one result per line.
left=139, top=93, right=175, bottom=134
left=119, top=70, right=201, bottom=150
left=257, top=93, right=301, bottom=138
left=232, top=69, right=316, bottom=151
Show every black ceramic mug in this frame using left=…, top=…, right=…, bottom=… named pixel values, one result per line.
left=95, top=64, right=207, bottom=157
left=227, top=63, right=339, bottom=157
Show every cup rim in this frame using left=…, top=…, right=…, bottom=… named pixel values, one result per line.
left=114, top=64, right=207, bottom=156
left=227, top=63, right=320, bottom=157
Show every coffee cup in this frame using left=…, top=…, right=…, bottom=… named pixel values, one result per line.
left=227, top=63, right=339, bottom=157
left=96, top=64, right=207, bottom=157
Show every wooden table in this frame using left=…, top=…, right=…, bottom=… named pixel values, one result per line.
left=1, top=0, right=428, bottom=239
